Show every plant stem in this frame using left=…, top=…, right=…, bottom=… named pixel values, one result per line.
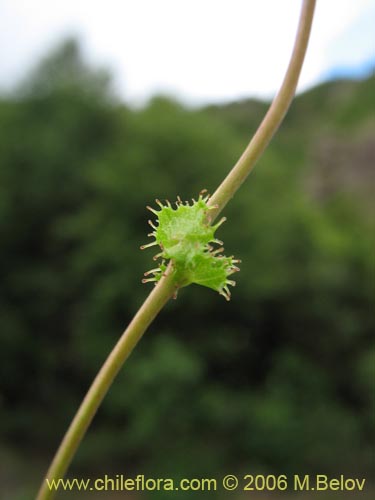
left=37, top=1, right=315, bottom=498
left=208, top=0, right=316, bottom=220
left=36, top=268, right=176, bottom=500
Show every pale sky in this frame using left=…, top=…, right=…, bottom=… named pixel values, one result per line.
left=0, top=0, right=374, bottom=105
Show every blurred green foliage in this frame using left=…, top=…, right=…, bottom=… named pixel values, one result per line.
left=0, top=39, right=374, bottom=491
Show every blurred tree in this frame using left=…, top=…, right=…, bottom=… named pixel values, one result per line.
left=0, top=38, right=122, bottom=449
left=0, top=40, right=373, bottom=489
left=16, top=37, right=113, bottom=100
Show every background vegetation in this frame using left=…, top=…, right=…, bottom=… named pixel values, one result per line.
left=0, top=40, right=374, bottom=498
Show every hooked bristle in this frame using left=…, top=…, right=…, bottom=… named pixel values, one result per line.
left=144, top=267, right=161, bottom=276
left=220, top=286, right=231, bottom=301
left=146, top=206, right=158, bottom=215
left=140, top=241, right=158, bottom=250
left=214, top=217, right=227, bottom=230
left=199, top=189, right=210, bottom=201
left=211, top=247, right=224, bottom=256
left=142, top=277, right=157, bottom=284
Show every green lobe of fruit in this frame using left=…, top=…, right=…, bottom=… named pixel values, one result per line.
left=141, top=193, right=240, bottom=301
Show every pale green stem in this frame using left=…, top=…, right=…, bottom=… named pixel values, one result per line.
left=208, top=0, right=316, bottom=220
left=36, top=268, right=176, bottom=500
left=37, top=1, right=316, bottom=498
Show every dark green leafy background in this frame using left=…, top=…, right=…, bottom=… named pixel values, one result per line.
left=0, top=40, right=374, bottom=498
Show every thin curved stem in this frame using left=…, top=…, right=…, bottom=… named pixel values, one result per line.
left=37, top=1, right=315, bottom=498
left=208, top=0, right=316, bottom=220
left=36, top=268, right=176, bottom=500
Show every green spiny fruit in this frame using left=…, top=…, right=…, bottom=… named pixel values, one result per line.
left=141, top=190, right=240, bottom=300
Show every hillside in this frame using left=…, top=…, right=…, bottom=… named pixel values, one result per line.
left=0, top=42, right=373, bottom=498
left=206, top=75, right=375, bottom=213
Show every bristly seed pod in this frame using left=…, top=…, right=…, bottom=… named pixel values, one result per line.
left=140, top=191, right=240, bottom=300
